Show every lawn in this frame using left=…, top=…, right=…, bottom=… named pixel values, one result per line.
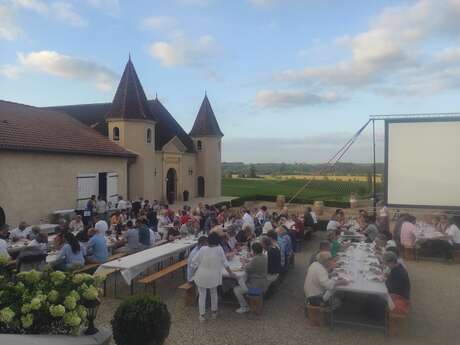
left=222, top=177, right=381, bottom=202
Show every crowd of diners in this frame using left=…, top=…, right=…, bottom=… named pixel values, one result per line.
left=304, top=206, right=460, bottom=318
left=0, top=197, right=316, bottom=320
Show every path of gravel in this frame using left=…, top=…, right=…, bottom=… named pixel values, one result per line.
left=96, top=232, right=460, bottom=345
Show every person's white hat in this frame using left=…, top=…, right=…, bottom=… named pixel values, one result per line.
left=95, top=220, right=108, bottom=233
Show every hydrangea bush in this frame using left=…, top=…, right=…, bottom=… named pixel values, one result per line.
left=0, top=257, right=103, bottom=335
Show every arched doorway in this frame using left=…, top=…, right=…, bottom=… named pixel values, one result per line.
left=166, top=168, right=177, bottom=204
left=197, top=176, right=205, bottom=197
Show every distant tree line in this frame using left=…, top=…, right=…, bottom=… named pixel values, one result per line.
left=222, top=162, right=384, bottom=177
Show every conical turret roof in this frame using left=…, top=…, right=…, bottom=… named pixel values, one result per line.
left=189, top=94, right=223, bottom=137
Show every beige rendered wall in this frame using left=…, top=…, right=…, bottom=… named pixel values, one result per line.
left=107, top=119, right=156, bottom=201
left=181, top=153, right=196, bottom=200
left=0, top=151, right=128, bottom=226
left=193, top=136, right=222, bottom=197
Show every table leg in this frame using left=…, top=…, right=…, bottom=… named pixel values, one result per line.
left=330, top=294, right=334, bottom=330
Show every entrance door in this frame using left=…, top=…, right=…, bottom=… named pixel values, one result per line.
left=197, top=176, right=205, bottom=197
left=76, top=174, right=98, bottom=210
left=0, top=207, right=5, bottom=227
left=166, top=168, right=177, bottom=204
left=106, top=173, right=118, bottom=207
left=98, top=173, right=107, bottom=199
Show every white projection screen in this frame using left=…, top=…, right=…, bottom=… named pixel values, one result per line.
left=385, top=119, right=460, bottom=208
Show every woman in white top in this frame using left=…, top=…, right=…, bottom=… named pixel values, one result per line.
left=192, top=232, right=235, bottom=321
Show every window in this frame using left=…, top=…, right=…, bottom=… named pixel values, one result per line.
left=197, top=140, right=202, bottom=150
left=113, top=127, right=120, bottom=141
left=146, top=128, right=152, bottom=143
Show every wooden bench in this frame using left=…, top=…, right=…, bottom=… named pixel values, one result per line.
left=306, top=305, right=328, bottom=327
left=246, top=288, right=263, bottom=315
left=74, top=252, right=126, bottom=274
left=138, top=259, right=187, bottom=293
left=402, top=247, right=416, bottom=261
left=178, top=281, right=196, bottom=306
left=388, top=312, right=408, bottom=336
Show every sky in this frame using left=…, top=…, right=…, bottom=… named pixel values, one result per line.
left=1, top=0, right=460, bottom=163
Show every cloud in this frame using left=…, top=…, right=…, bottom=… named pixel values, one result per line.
left=10, top=0, right=87, bottom=27
left=149, top=33, right=217, bottom=68
left=1, top=51, right=118, bottom=91
left=176, top=0, right=217, bottom=6
left=272, top=0, right=460, bottom=97
left=86, top=0, right=120, bottom=16
left=0, top=5, right=21, bottom=40
left=51, top=2, right=87, bottom=27
left=141, top=16, right=179, bottom=32
left=255, top=90, right=342, bottom=108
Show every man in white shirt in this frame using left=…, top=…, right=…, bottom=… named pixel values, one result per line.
left=0, top=224, right=11, bottom=259
left=304, top=252, right=347, bottom=305
left=96, top=196, right=108, bottom=220
left=117, top=196, right=128, bottom=211
left=242, top=209, right=255, bottom=234
left=446, top=223, right=460, bottom=245
left=9, top=221, right=30, bottom=241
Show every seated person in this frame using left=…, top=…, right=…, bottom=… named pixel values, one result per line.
left=9, top=221, right=30, bottom=241
left=167, top=223, right=181, bottom=242
left=236, top=224, right=254, bottom=244
left=137, top=218, right=151, bottom=248
left=0, top=224, right=10, bottom=259
left=233, top=242, right=269, bottom=314
left=327, top=209, right=346, bottom=231
left=86, top=227, right=108, bottom=264
left=261, top=236, right=281, bottom=283
left=187, top=236, right=208, bottom=282
left=110, top=211, right=123, bottom=234
left=69, top=215, right=84, bottom=234
left=226, top=227, right=238, bottom=250
left=400, top=215, right=417, bottom=248
left=363, top=215, right=379, bottom=243
left=28, top=232, right=48, bottom=251
left=268, top=229, right=286, bottom=270
left=219, top=233, right=236, bottom=259
left=55, top=232, right=85, bottom=270
left=28, top=225, right=42, bottom=241
left=304, top=252, right=347, bottom=306
left=116, top=220, right=140, bottom=254
left=328, top=230, right=341, bottom=257
left=308, top=240, right=331, bottom=267
left=180, top=219, right=195, bottom=236
left=383, top=252, right=410, bottom=315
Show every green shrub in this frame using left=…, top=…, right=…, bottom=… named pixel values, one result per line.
left=0, top=258, right=103, bottom=335
left=111, top=294, right=171, bottom=345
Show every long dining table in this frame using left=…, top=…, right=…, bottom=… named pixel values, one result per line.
left=330, top=242, right=393, bottom=334
left=94, top=237, right=197, bottom=285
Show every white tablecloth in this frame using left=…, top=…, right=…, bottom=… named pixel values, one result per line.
left=94, top=238, right=197, bottom=284
left=415, top=223, right=445, bottom=241
left=26, top=223, right=58, bottom=235
left=334, top=243, right=394, bottom=309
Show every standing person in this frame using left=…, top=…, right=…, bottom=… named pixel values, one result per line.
left=187, top=236, right=208, bottom=282
left=242, top=208, right=255, bottom=234
left=69, top=215, right=84, bottom=234
left=0, top=224, right=11, bottom=259
left=116, top=220, right=140, bottom=254
left=55, top=232, right=85, bottom=270
left=400, top=215, right=417, bottom=249
left=255, top=206, right=268, bottom=225
left=444, top=217, right=460, bottom=260
left=192, top=232, right=235, bottom=322
left=233, top=242, right=269, bottom=313
left=96, top=195, right=108, bottom=222
left=84, top=195, right=97, bottom=228
left=117, top=195, right=128, bottom=212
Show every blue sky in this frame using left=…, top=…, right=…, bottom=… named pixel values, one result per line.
left=2, top=0, right=460, bottom=163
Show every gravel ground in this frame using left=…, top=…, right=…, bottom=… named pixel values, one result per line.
left=96, top=232, right=460, bottom=345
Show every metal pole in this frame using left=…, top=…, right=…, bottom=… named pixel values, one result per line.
left=372, top=119, right=377, bottom=215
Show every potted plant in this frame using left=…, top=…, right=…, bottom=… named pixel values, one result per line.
left=111, top=294, right=171, bottom=345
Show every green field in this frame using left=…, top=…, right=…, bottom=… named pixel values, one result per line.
left=222, top=177, right=381, bottom=202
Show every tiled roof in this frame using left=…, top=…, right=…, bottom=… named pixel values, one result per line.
left=0, top=100, right=136, bottom=158
left=189, top=94, right=223, bottom=137
left=106, top=58, right=157, bottom=122
left=45, top=100, right=195, bottom=153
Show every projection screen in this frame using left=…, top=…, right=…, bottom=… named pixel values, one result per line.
left=385, top=119, right=460, bottom=209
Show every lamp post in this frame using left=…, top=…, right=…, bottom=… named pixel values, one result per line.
left=82, top=298, right=100, bottom=335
